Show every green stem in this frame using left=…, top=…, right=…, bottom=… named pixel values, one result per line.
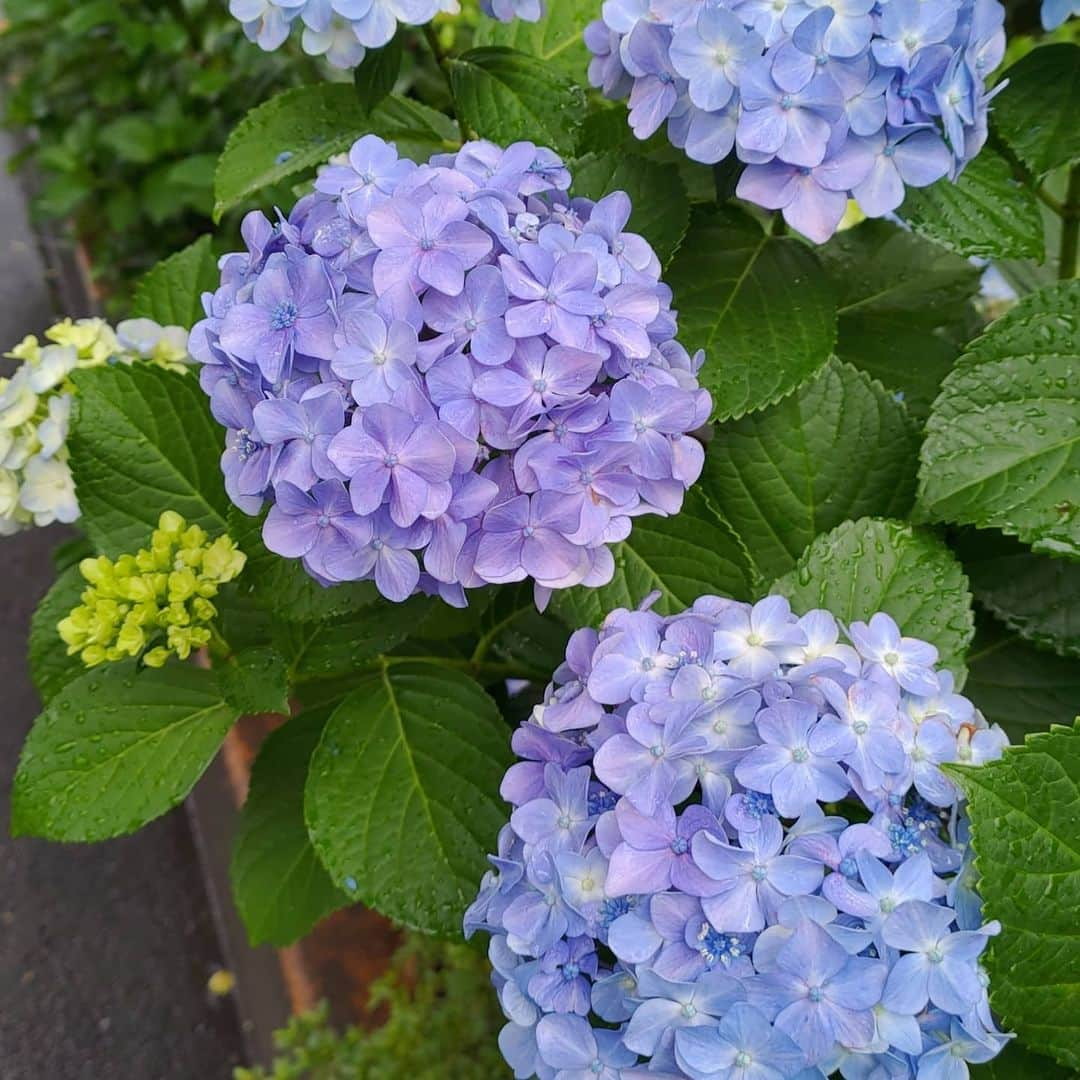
left=1034, top=184, right=1066, bottom=218
left=207, top=622, right=232, bottom=663
left=296, top=653, right=542, bottom=686
left=1058, top=163, right=1080, bottom=280
left=422, top=23, right=454, bottom=97
left=420, top=22, right=471, bottom=139
left=989, top=129, right=1066, bottom=216
left=381, top=654, right=534, bottom=680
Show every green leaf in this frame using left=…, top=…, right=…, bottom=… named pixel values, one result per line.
left=28, top=564, right=86, bottom=705
left=977, top=1041, right=1076, bottom=1080
left=771, top=517, right=975, bottom=681
left=964, top=619, right=1080, bottom=741
left=280, top=596, right=433, bottom=684
left=99, top=115, right=158, bottom=164
left=992, top=44, right=1080, bottom=177
left=218, top=646, right=290, bottom=715
left=353, top=33, right=403, bottom=115
left=552, top=486, right=761, bottom=629
left=227, top=507, right=394, bottom=623
left=703, top=359, right=919, bottom=583
left=917, top=282, right=1080, bottom=558
left=948, top=721, right=1080, bottom=1070
left=665, top=206, right=836, bottom=421
left=957, top=531, right=1080, bottom=658
left=473, top=0, right=594, bottom=77
left=60, top=0, right=116, bottom=34
left=11, top=662, right=239, bottom=842
left=819, top=219, right=980, bottom=420
left=305, top=663, right=512, bottom=934
left=900, top=146, right=1044, bottom=260
left=448, top=47, right=586, bottom=156
left=571, top=151, right=689, bottom=266
left=230, top=710, right=348, bottom=946
left=214, top=86, right=459, bottom=219
left=68, top=365, right=229, bottom=557
left=473, top=582, right=570, bottom=682
left=130, top=235, right=219, bottom=330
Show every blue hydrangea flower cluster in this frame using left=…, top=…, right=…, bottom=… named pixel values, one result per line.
left=585, top=0, right=1007, bottom=242
left=190, top=137, right=710, bottom=605
left=1042, top=0, right=1078, bottom=28
left=466, top=594, right=1012, bottom=1079
left=229, top=0, right=452, bottom=67
left=229, top=0, right=540, bottom=68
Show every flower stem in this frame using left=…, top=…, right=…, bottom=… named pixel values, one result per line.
left=421, top=23, right=471, bottom=141
left=1058, top=163, right=1080, bottom=280
left=207, top=622, right=232, bottom=663
left=422, top=24, right=454, bottom=96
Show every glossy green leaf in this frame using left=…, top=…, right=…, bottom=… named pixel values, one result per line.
left=978, top=1041, right=1075, bottom=1080
left=214, top=86, right=459, bottom=219
left=552, top=485, right=761, bottom=629
left=353, top=33, right=403, bottom=115
left=958, top=530, right=1080, bottom=657
left=473, top=582, right=569, bottom=682
left=11, top=662, right=238, bottom=842
left=820, top=219, right=980, bottom=419
left=665, top=205, right=836, bottom=421
left=473, top=0, right=594, bottom=77
left=305, top=663, right=512, bottom=934
left=448, top=47, right=586, bottom=156
left=948, top=721, right=1080, bottom=1070
left=131, top=234, right=219, bottom=330
left=771, top=517, right=975, bottom=681
left=900, top=146, right=1044, bottom=260
left=218, top=646, right=291, bottom=716
left=280, top=596, right=433, bottom=683
left=964, top=619, right=1080, bottom=741
left=68, top=365, right=229, bottom=557
left=571, top=151, right=689, bottom=265
left=992, top=44, right=1080, bottom=177
left=703, top=359, right=918, bottom=582
left=28, top=564, right=86, bottom=706
left=231, top=710, right=348, bottom=946
left=917, top=282, right=1080, bottom=558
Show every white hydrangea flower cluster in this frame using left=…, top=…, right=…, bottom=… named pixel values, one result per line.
left=1, top=318, right=192, bottom=534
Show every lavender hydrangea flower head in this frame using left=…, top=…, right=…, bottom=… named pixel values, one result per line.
left=466, top=594, right=1011, bottom=1078
left=581, top=0, right=1008, bottom=241
left=190, top=136, right=711, bottom=604
left=229, top=0, right=544, bottom=69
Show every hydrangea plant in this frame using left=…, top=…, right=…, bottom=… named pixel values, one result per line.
left=5, top=4, right=1079, bottom=1078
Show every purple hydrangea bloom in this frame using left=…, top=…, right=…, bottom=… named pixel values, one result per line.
left=192, top=137, right=710, bottom=604
left=219, top=252, right=337, bottom=384
left=466, top=596, right=1009, bottom=1077
left=580, top=0, right=1007, bottom=241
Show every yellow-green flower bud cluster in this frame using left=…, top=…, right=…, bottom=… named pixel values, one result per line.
left=1, top=317, right=193, bottom=535
left=58, top=511, right=246, bottom=669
